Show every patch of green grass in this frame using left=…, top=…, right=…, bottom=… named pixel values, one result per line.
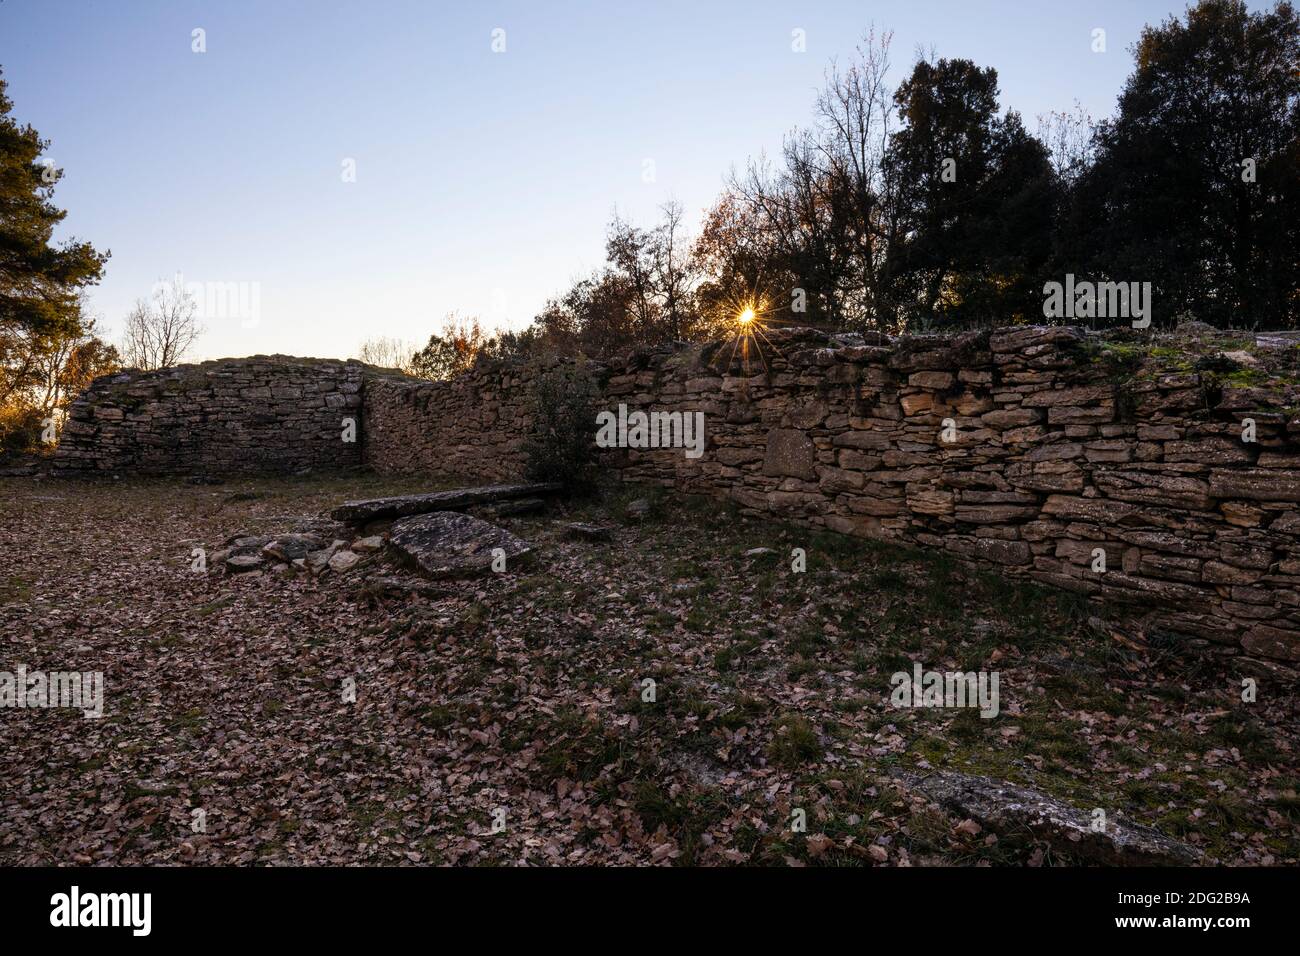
left=190, top=595, right=235, bottom=618
left=714, top=635, right=760, bottom=672
left=532, top=707, right=627, bottom=782
left=808, top=529, right=869, bottom=568
left=1206, top=712, right=1281, bottom=763
left=123, top=781, right=179, bottom=800
left=630, top=780, right=732, bottom=865
left=786, top=619, right=830, bottom=659
left=1014, top=715, right=1092, bottom=765
left=768, top=714, right=821, bottom=769
left=0, top=574, right=32, bottom=603
left=719, top=693, right=767, bottom=730
left=1265, top=786, right=1300, bottom=822
left=869, top=568, right=910, bottom=592
left=412, top=703, right=458, bottom=731
left=169, top=706, right=205, bottom=733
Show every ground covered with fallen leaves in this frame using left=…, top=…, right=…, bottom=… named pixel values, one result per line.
left=1, top=474, right=1297, bottom=865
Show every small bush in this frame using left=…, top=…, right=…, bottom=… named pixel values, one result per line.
left=0, top=403, right=47, bottom=455
left=522, top=363, right=601, bottom=489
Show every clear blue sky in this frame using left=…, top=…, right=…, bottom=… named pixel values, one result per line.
left=0, top=0, right=1244, bottom=360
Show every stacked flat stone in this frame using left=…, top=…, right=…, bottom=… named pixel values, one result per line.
left=54, top=327, right=1300, bottom=660
left=364, top=326, right=1300, bottom=661
left=53, top=355, right=369, bottom=476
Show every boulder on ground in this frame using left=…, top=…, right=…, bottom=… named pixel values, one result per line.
left=307, top=542, right=343, bottom=574
left=387, top=511, right=532, bottom=578
left=330, top=483, right=562, bottom=523
left=213, top=534, right=272, bottom=569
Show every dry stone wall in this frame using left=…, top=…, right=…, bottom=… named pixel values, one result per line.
left=363, top=367, right=536, bottom=483
left=54, top=356, right=370, bottom=476
left=53, top=327, right=1300, bottom=660
left=363, top=325, right=1300, bottom=661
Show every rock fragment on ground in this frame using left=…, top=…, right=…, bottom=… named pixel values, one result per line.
left=307, top=542, right=343, bottom=574
left=565, top=522, right=613, bottom=541
left=260, top=532, right=326, bottom=562
left=223, top=533, right=271, bottom=550
left=361, top=575, right=452, bottom=599
left=387, top=511, right=531, bottom=578
left=901, top=770, right=1203, bottom=866
left=209, top=526, right=370, bottom=576
left=474, top=497, right=546, bottom=518
left=327, top=550, right=361, bottom=572
left=330, top=482, right=562, bottom=523
left=225, top=553, right=263, bottom=573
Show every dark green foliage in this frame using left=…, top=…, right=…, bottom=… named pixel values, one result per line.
left=522, top=2, right=1298, bottom=345
left=522, top=363, right=602, bottom=489
left=1064, top=0, right=1300, bottom=329
left=0, top=69, right=108, bottom=394
left=884, top=58, right=1059, bottom=327
left=0, top=67, right=113, bottom=449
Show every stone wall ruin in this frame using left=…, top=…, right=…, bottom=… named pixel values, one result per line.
left=362, top=325, right=1300, bottom=662
left=53, top=356, right=370, bottom=476
left=52, top=326, right=1300, bottom=661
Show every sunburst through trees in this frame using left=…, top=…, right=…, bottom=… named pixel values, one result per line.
left=709, top=293, right=789, bottom=382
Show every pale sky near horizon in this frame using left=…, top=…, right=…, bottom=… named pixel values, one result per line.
left=0, top=0, right=1262, bottom=361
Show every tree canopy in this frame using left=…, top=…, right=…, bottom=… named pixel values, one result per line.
left=0, top=68, right=113, bottom=451
left=484, top=0, right=1299, bottom=363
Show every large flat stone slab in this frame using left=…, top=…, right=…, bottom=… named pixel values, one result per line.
left=331, top=482, right=562, bottom=523
left=901, top=770, right=1202, bottom=866
left=387, top=512, right=532, bottom=578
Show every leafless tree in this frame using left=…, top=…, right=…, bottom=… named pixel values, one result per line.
left=605, top=203, right=703, bottom=345
left=121, top=276, right=202, bottom=370
left=32, top=297, right=119, bottom=414
left=729, top=28, right=900, bottom=330
left=1037, top=101, right=1095, bottom=186
left=651, top=200, right=695, bottom=341
left=356, top=335, right=417, bottom=372
left=605, top=211, right=659, bottom=342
